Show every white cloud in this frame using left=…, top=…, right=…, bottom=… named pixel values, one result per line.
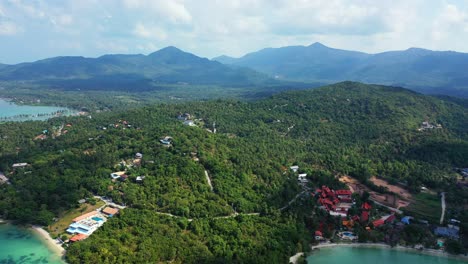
left=431, top=4, right=468, bottom=44
left=133, top=23, right=167, bottom=40
left=123, top=0, right=192, bottom=24
left=0, top=21, right=20, bottom=35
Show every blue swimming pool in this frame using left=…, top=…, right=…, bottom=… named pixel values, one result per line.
left=342, top=232, right=354, bottom=237
left=92, top=217, right=104, bottom=221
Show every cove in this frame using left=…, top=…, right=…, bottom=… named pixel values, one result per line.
left=307, top=246, right=466, bottom=264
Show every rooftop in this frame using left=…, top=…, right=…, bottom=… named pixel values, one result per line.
left=102, top=207, right=119, bottom=216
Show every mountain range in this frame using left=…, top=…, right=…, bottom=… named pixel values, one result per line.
left=214, top=42, right=468, bottom=97
left=1, top=44, right=468, bottom=97
left=0, top=46, right=275, bottom=91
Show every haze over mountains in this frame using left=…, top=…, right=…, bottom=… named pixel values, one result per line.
left=0, top=46, right=274, bottom=91
left=214, top=43, right=468, bottom=97
left=1, top=43, right=468, bottom=97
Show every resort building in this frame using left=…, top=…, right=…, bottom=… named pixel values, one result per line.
left=66, top=211, right=106, bottom=236
left=316, top=185, right=354, bottom=217
left=69, top=233, right=88, bottom=242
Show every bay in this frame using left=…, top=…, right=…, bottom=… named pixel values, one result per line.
left=0, top=224, right=65, bottom=264
left=307, top=246, right=466, bottom=264
left=0, top=98, right=74, bottom=121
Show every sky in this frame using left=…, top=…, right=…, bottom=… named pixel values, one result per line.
left=1, top=0, right=468, bottom=64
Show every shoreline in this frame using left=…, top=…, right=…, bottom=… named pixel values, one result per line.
left=30, top=225, right=66, bottom=259
left=309, top=242, right=468, bottom=261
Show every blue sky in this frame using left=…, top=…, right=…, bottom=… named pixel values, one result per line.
left=1, top=0, right=468, bottom=64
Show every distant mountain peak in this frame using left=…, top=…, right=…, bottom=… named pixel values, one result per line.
left=308, top=42, right=328, bottom=48
left=148, top=46, right=185, bottom=57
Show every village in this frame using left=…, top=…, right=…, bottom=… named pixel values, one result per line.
left=289, top=165, right=462, bottom=250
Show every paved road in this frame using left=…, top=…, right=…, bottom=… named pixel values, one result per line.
left=370, top=199, right=403, bottom=214
left=94, top=195, right=127, bottom=209
left=440, top=192, right=446, bottom=224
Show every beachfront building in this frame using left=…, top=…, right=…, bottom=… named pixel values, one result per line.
left=66, top=211, right=106, bottom=236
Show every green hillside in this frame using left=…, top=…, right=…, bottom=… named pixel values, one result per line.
left=0, top=82, right=466, bottom=262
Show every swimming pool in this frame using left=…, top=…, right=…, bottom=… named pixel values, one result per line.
left=92, top=217, right=104, bottom=222
left=342, top=232, right=354, bottom=237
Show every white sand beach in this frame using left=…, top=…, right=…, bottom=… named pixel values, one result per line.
left=31, top=225, right=66, bottom=257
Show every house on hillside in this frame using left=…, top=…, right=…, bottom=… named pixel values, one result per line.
left=12, top=163, right=28, bottom=168
left=110, top=171, right=126, bottom=179
left=298, top=173, right=308, bottom=183
left=290, top=166, right=299, bottom=172
left=160, top=136, right=173, bottom=145
left=135, top=153, right=143, bottom=159
left=102, top=207, right=119, bottom=217
left=136, top=176, right=145, bottom=183
left=0, top=172, right=9, bottom=184
left=183, top=120, right=195, bottom=126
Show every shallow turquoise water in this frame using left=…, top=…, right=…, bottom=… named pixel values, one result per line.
left=0, top=99, right=73, bottom=121
left=307, top=246, right=466, bottom=264
left=0, top=224, right=64, bottom=263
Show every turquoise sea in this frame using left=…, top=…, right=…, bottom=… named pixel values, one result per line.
left=0, top=224, right=64, bottom=263
left=307, top=246, right=466, bottom=264
left=0, top=98, right=74, bottom=121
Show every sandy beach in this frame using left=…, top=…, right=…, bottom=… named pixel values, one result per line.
left=30, top=225, right=66, bottom=258
left=310, top=242, right=468, bottom=261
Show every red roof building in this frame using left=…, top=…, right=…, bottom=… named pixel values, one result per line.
left=373, top=219, right=385, bottom=228
left=335, top=190, right=352, bottom=195
left=361, top=211, right=369, bottom=222
left=362, top=202, right=372, bottom=211
left=315, top=230, right=323, bottom=237
left=385, top=214, right=396, bottom=223
left=70, top=233, right=88, bottom=242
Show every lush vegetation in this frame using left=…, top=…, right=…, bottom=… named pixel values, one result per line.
left=0, top=82, right=467, bottom=262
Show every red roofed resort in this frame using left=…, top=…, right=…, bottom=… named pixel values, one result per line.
left=316, top=185, right=354, bottom=217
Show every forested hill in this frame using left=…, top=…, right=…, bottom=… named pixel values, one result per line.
left=0, top=82, right=467, bottom=263
left=0, top=46, right=275, bottom=90
left=214, top=43, right=468, bottom=97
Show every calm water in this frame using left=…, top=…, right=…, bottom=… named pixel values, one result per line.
left=0, top=224, right=64, bottom=264
left=307, top=246, right=466, bottom=264
left=0, top=99, right=73, bottom=121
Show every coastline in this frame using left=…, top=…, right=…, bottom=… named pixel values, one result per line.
left=30, top=225, right=66, bottom=259
left=309, top=242, right=468, bottom=261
